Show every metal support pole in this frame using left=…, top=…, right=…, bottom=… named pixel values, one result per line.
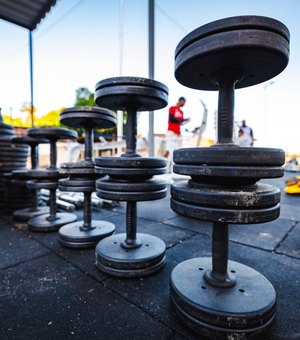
left=117, top=0, right=124, bottom=154
left=148, top=0, right=155, bottom=156
left=29, top=30, right=34, bottom=127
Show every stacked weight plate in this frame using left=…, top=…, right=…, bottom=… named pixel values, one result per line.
left=169, top=16, right=289, bottom=338
left=58, top=106, right=117, bottom=248
left=94, top=76, right=169, bottom=277
left=0, top=116, right=29, bottom=211
left=12, top=135, right=49, bottom=221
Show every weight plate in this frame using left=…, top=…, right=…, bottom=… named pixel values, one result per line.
left=27, top=179, right=58, bottom=190
left=95, top=77, right=168, bottom=111
left=11, top=169, right=29, bottom=177
left=60, top=160, right=94, bottom=168
left=174, top=147, right=285, bottom=166
left=173, top=164, right=283, bottom=179
left=59, top=186, right=94, bottom=193
left=95, top=166, right=166, bottom=177
left=170, top=257, right=276, bottom=337
left=12, top=136, right=48, bottom=145
left=171, top=181, right=280, bottom=208
left=10, top=179, right=28, bottom=185
left=59, top=177, right=95, bottom=186
left=0, top=122, right=13, bottom=128
left=0, top=166, right=27, bottom=171
left=13, top=206, right=50, bottom=222
left=0, top=154, right=28, bottom=160
left=0, top=136, right=14, bottom=142
left=60, top=106, right=117, bottom=128
left=59, top=167, right=96, bottom=175
left=1, top=150, right=29, bottom=156
left=0, top=128, right=14, bottom=136
left=175, top=16, right=289, bottom=90
left=96, top=178, right=166, bottom=192
left=0, top=162, right=27, bottom=167
left=95, top=233, right=166, bottom=277
left=171, top=197, right=280, bottom=224
left=59, top=220, right=115, bottom=243
left=59, top=162, right=95, bottom=176
left=28, top=212, right=77, bottom=232
left=28, top=127, right=77, bottom=140
left=29, top=169, right=60, bottom=178
left=95, top=156, right=166, bottom=168
left=96, top=187, right=167, bottom=201
left=59, top=183, right=95, bottom=193
left=0, top=150, right=29, bottom=157
left=0, top=160, right=28, bottom=165
left=0, top=146, right=28, bottom=151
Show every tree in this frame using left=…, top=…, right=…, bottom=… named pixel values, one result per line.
left=34, top=107, right=64, bottom=127
left=74, top=87, right=96, bottom=107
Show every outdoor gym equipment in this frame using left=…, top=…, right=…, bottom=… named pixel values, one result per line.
left=170, top=15, right=289, bottom=338
left=27, top=127, right=78, bottom=232
left=12, top=135, right=49, bottom=221
left=58, top=106, right=117, bottom=248
left=94, top=76, right=169, bottom=277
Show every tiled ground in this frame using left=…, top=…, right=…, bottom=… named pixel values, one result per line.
left=1, top=173, right=300, bottom=339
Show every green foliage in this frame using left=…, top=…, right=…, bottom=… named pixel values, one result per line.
left=34, top=107, right=65, bottom=127
left=73, top=86, right=124, bottom=139
left=74, top=87, right=96, bottom=107
left=1, top=107, right=64, bottom=128
left=2, top=114, right=24, bottom=127
left=1, top=87, right=125, bottom=138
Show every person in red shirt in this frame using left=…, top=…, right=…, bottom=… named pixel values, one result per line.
left=165, top=97, right=190, bottom=172
left=167, top=97, right=187, bottom=135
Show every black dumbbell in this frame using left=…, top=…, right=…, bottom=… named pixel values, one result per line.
left=27, top=127, right=78, bottom=232
left=94, top=76, right=169, bottom=277
left=57, top=106, right=117, bottom=248
left=169, top=16, right=289, bottom=338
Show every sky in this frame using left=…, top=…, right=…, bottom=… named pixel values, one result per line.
left=0, top=0, right=299, bottom=153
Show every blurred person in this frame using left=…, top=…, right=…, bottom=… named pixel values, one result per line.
left=164, top=97, right=190, bottom=172
left=237, top=120, right=254, bottom=147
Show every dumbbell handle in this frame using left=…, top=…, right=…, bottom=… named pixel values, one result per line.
left=214, top=70, right=242, bottom=145
left=204, top=222, right=236, bottom=288
left=85, top=127, right=94, bottom=161
left=49, top=140, right=57, bottom=169
left=123, top=108, right=140, bottom=157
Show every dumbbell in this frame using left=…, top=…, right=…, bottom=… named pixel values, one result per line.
left=94, top=76, right=168, bottom=277
left=57, top=106, right=117, bottom=248
left=27, top=127, right=78, bottom=232
left=12, top=135, right=49, bottom=221
left=169, top=16, right=289, bottom=338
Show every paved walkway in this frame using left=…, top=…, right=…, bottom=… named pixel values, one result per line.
left=1, top=172, right=300, bottom=339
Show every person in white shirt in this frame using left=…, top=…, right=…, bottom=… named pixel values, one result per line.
left=237, top=120, right=254, bottom=147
